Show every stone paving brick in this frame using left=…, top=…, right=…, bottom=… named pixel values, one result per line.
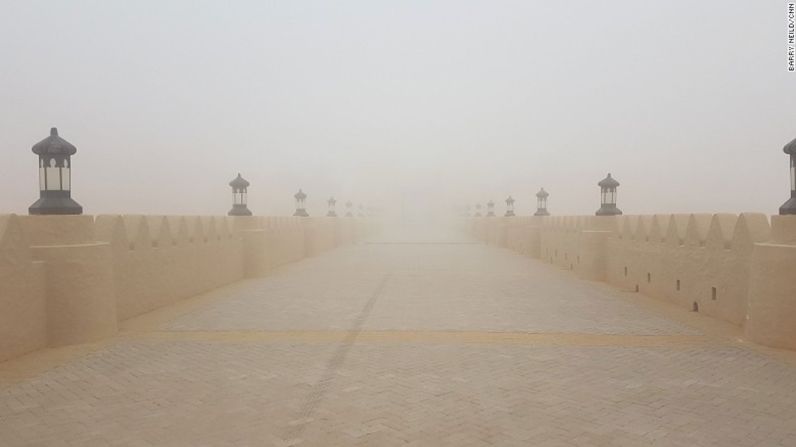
left=1, top=226, right=795, bottom=446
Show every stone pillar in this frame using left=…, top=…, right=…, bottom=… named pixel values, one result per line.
left=745, top=215, right=796, bottom=350
left=32, top=242, right=117, bottom=347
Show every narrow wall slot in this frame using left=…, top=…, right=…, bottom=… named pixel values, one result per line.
left=647, top=273, right=651, bottom=283
left=712, top=287, right=717, bottom=301
left=693, top=301, right=699, bottom=312
left=676, top=279, right=681, bottom=291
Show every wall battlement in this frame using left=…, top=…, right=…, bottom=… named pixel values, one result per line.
left=0, top=214, right=374, bottom=363
left=470, top=214, right=796, bottom=351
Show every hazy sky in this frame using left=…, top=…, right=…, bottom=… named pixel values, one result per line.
left=1, top=0, right=794, bottom=217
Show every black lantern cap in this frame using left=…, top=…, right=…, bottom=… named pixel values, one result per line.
left=328, top=197, right=337, bottom=205
left=784, top=137, right=796, bottom=155
left=536, top=188, right=549, bottom=198
left=506, top=196, right=515, bottom=204
left=229, top=173, right=250, bottom=189
left=598, top=173, right=620, bottom=188
left=32, top=128, right=77, bottom=156
left=295, top=189, right=307, bottom=200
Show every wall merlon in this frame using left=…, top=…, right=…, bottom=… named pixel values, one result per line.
left=706, top=213, right=737, bottom=250
left=133, top=216, right=153, bottom=250
left=648, top=215, right=666, bottom=243
left=150, top=216, right=174, bottom=248
left=619, top=216, right=635, bottom=240
left=0, top=215, right=29, bottom=259
left=665, top=214, right=689, bottom=247
left=94, top=215, right=128, bottom=253
left=685, top=214, right=712, bottom=247
left=730, top=213, right=770, bottom=254
left=633, top=216, right=651, bottom=242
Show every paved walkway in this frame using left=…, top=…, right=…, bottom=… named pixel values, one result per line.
left=2, top=223, right=796, bottom=446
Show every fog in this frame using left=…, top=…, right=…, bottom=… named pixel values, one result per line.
left=1, top=1, right=794, bottom=218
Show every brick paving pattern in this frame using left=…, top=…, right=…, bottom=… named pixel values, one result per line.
left=1, top=224, right=795, bottom=446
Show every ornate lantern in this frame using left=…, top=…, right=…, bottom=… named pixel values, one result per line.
left=596, top=173, right=622, bottom=216
left=504, top=196, right=515, bottom=217
left=486, top=200, right=495, bottom=217
left=29, top=127, right=83, bottom=215
left=293, top=189, right=309, bottom=217
left=534, top=188, right=550, bottom=216
left=228, top=173, right=252, bottom=216
left=474, top=203, right=482, bottom=217
left=327, top=197, right=338, bottom=217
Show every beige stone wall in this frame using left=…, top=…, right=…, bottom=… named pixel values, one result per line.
left=0, top=215, right=47, bottom=362
left=472, top=214, right=796, bottom=350
left=0, top=214, right=366, bottom=363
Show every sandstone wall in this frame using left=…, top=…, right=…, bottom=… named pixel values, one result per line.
left=470, top=214, right=796, bottom=350
left=0, top=215, right=47, bottom=362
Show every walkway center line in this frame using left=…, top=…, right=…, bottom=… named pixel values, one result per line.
left=285, top=273, right=392, bottom=441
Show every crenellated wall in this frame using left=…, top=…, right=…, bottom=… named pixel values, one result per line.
left=0, top=214, right=374, bottom=362
left=94, top=215, right=245, bottom=321
left=470, top=213, right=796, bottom=351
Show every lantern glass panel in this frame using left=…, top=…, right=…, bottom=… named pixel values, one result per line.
left=46, top=159, right=61, bottom=191
left=791, top=156, right=795, bottom=191
left=62, top=166, right=71, bottom=191
left=38, top=159, right=45, bottom=191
